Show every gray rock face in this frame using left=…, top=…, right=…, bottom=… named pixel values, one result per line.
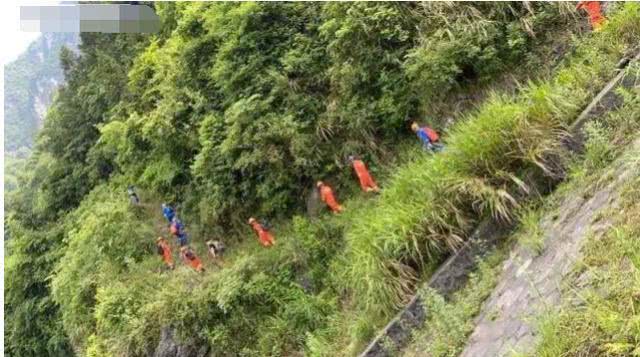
left=360, top=218, right=513, bottom=357
left=153, top=328, right=209, bottom=357
left=460, top=138, right=640, bottom=357
left=4, top=32, right=79, bottom=153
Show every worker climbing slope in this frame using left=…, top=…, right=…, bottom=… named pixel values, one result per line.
left=248, top=217, right=275, bottom=247
left=206, top=239, right=226, bottom=267
left=411, top=122, right=444, bottom=153
left=162, top=203, right=175, bottom=224
left=577, top=1, right=606, bottom=30
left=206, top=239, right=225, bottom=259
left=349, top=156, right=380, bottom=193
left=170, top=217, right=188, bottom=247
left=317, top=181, right=343, bottom=213
left=156, top=237, right=174, bottom=270
left=180, top=246, right=204, bottom=272
left=128, top=185, right=140, bottom=205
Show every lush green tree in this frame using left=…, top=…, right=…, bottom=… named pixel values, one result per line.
left=40, top=33, right=149, bottom=212
left=5, top=32, right=149, bottom=356
left=4, top=219, right=72, bottom=357
left=51, top=185, right=155, bottom=349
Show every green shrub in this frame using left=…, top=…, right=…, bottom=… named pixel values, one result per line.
left=312, top=4, right=640, bottom=351
left=51, top=185, right=155, bottom=350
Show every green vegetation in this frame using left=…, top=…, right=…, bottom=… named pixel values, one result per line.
left=5, top=31, right=148, bottom=357
left=530, top=80, right=640, bottom=357
left=5, top=3, right=640, bottom=357
left=97, top=2, right=578, bottom=227
left=402, top=248, right=508, bottom=357
left=516, top=204, right=546, bottom=255
left=4, top=155, right=28, bottom=194
left=400, top=68, right=640, bottom=357
left=312, top=6, right=640, bottom=353
left=4, top=33, right=78, bottom=153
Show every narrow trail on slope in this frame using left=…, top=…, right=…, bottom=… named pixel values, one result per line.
left=135, top=200, right=225, bottom=274
left=459, top=139, right=640, bottom=357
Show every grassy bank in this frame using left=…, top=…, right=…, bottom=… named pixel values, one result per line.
left=399, top=71, right=640, bottom=357
left=308, top=4, right=640, bottom=354
left=533, top=184, right=640, bottom=356
left=527, top=73, right=640, bottom=357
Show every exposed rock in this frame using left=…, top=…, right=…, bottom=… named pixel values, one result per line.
left=460, top=139, right=640, bottom=357
left=153, top=327, right=209, bottom=357
left=360, top=218, right=513, bottom=357
left=4, top=32, right=78, bottom=153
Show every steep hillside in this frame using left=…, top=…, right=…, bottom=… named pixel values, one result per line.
left=401, top=75, right=640, bottom=356
left=5, top=3, right=639, bottom=357
left=4, top=33, right=79, bottom=154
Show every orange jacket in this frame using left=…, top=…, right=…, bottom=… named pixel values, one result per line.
left=250, top=221, right=275, bottom=247
left=157, top=239, right=174, bottom=268
left=577, top=1, right=605, bottom=29
left=182, top=249, right=204, bottom=272
left=320, top=184, right=343, bottom=213
left=352, top=160, right=379, bottom=192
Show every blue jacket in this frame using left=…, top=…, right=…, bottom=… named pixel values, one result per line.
left=177, top=233, right=188, bottom=246
left=416, top=128, right=431, bottom=145
left=163, top=206, right=175, bottom=222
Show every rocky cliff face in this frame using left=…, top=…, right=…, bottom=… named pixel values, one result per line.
left=4, top=32, right=78, bottom=155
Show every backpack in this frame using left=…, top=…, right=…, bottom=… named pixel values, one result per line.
left=185, top=250, right=195, bottom=260
left=156, top=244, right=164, bottom=255
left=424, top=127, right=439, bottom=142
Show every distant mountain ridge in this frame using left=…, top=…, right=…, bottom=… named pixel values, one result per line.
left=4, top=32, right=79, bottom=155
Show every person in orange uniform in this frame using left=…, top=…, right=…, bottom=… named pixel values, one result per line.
left=317, top=181, right=343, bottom=213
left=577, top=1, right=605, bottom=30
left=248, top=217, right=275, bottom=247
left=156, top=237, right=174, bottom=270
left=180, top=246, right=204, bottom=273
left=348, top=156, right=380, bottom=193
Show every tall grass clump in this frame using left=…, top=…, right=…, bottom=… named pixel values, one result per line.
left=333, top=2, right=640, bottom=343
left=515, top=204, right=546, bottom=255
left=566, top=83, right=640, bottom=183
